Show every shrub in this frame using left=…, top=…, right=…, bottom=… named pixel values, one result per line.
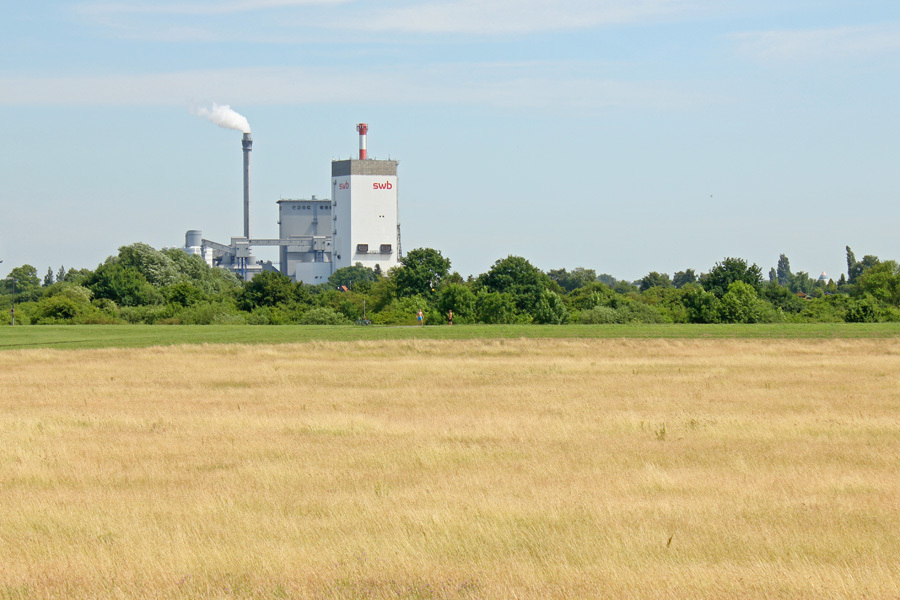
left=175, top=302, right=247, bottom=325
left=372, top=296, right=434, bottom=325
left=681, top=284, right=719, bottom=324
left=616, top=300, right=669, bottom=324
left=475, top=291, right=521, bottom=324
left=118, top=304, right=179, bottom=324
left=579, top=306, right=621, bottom=324
left=437, top=283, right=476, bottom=321
left=297, top=306, right=352, bottom=325
left=533, top=289, right=568, bottom=324
left=845, top=295, right=881, bottom=323
left=33, top=296, right=82, bottom=322
left=717, top=281, right=767, bottom=324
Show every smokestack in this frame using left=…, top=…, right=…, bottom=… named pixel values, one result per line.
left=357, top=123, right=368, bottom=160
left=242, top=133, right=252, bottom=239
left=193, top=104, right=252, bottom=238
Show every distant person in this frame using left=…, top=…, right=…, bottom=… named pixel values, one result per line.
left=417, top=309, right=424, bottom=326
left=448, top=309, right=453, bottom=326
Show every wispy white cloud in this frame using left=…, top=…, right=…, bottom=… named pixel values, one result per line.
left=76, top=0, right=709, bottom=39
left=338, top=0, right=695, bottom=34
left=0, top=65, right=712, bottom=111
left=72, top=0, right=346, bottom=41
left=77, top=0, right=347, bottom=17
left=731, top=23, right=900, bottom=62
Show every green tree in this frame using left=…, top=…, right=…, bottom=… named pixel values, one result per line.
left=681, top=284, right=719, bottom=323
left=640, top=286, right=689, bottom=323
left=116, top=243, right=180, bottom=287
left=86, top=263, right=161, bottom=307
left=845, top=294, right=880, bottom=323
left=437, top=283, right=476, bottom=322
left=237, top=271, right=296, bottom=310
left=776, top=254, right=792, bottom=286
left=854, top=261, right=900, bottom=306
left=717, top=281, right=765, bottom=323
left=565, top=282, right=616, bottom=311
left=761, top=282, right=805, bottom=314
left=547, top=267, right=597, bottom=292
left=846, top=246, right=860, bottom=284
left=701, top=257, right=763, bottom=298
left=393, top=248, right=451, bottom=298
left=533, top=289, right=568, bottom=324
left=672, top=269, right=697, bottom=288
left=3, top=265, right=46, bottom=302
left=328, top=262, right=379, bottom=291
left=612, top=280, right=638, bottom=294
left=476, top=255, right=554, bottom=314
left=62, top=268, right=94, bottom=286
left=475, top=290, right=519, bottom=324
left=43, top=267, right=54, bottom=287
left=639, top=272, right=672, bottom=292
left=794, top=296, right=847, bottom=323
left=788, top=271, right=818, bottom=294
left=846, top=247, right=881, bottom=285
left=597, top=274, right=618, bottom=287
left=162, top=281, right=206, bottom=307
left=858, top=254, right=881, bottom=278
left=365, top=273, right=399, bottom=313
left=41, top=281, right=92, bottom=302
left=160, top=248, right=240, bottom=296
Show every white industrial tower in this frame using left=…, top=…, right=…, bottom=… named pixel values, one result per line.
left=330, top=123, right=400, bottom=272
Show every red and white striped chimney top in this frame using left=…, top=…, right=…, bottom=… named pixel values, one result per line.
left=357, top=123, right=368, bottom=160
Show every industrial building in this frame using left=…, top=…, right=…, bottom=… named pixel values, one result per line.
left=184, top=123, right=401, bottom=284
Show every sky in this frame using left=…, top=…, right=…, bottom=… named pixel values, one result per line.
left=1, top=0, right=899, bottom=282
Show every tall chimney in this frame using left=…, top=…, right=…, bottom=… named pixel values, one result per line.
left=357, top=123, right=368, bottom=160
left=242, top=132, right=252, bottom=238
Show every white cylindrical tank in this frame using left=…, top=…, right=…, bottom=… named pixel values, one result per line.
left=184, top=229, right=203, bottom=256
left=186, top=230, right=203, bottom=248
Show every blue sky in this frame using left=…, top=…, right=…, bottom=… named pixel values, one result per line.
left=2, top=0, right=899, bottom=281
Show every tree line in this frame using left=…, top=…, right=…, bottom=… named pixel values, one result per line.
left=2, top=243, right=899, bottom=325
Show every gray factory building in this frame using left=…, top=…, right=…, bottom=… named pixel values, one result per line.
left=277, top=196, right=333, bottom=284
left=184, top=123, right=399, bottom=284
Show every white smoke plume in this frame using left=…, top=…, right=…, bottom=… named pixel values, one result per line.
left=194, top=103, right=251, bottom=133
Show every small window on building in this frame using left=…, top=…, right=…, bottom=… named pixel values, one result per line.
left=357, top=244, right=369, bottom=254
left=379, top=244, right=392, bottom=254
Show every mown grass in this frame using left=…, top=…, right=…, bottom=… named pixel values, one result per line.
left=1, top=322, right=900, bottom=351
left=2, top=338, right=900, bottom=598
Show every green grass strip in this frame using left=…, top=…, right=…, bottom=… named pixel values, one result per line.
left=1, top=322, right=900, bottom=351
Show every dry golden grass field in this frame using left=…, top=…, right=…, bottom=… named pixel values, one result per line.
left=2, top=338, right=900, bottom=599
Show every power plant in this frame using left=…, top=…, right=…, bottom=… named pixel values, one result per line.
left=184, top=123, right=401, bottom=283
